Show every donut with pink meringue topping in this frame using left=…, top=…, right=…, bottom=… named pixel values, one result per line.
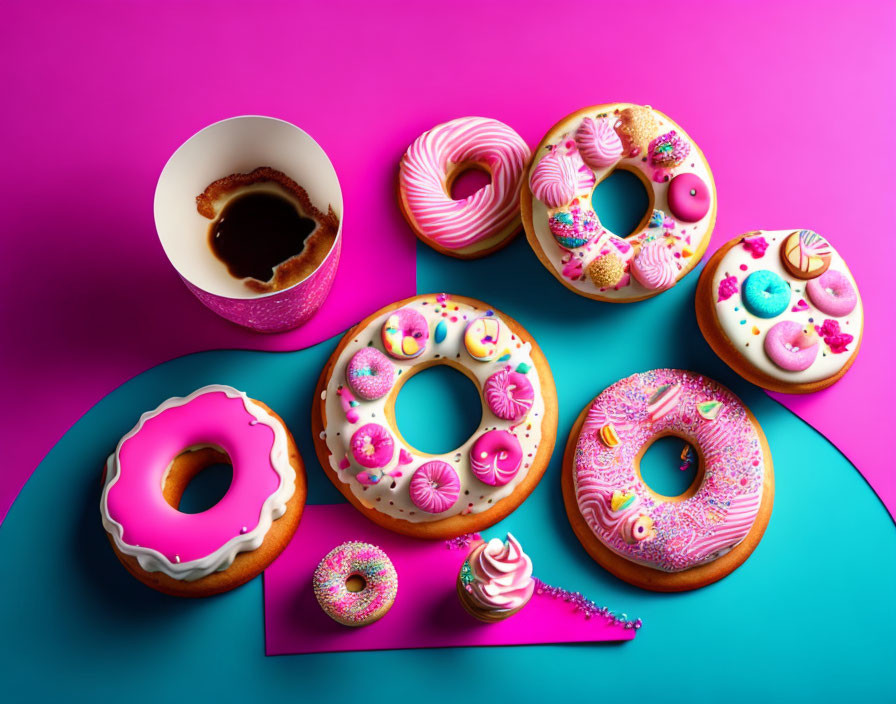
left=562, top=369, right=774, bottom=592
left=522, top=103, right=717, bottom=302
left=312, top=293, right=558, bottom=539
left=696, top=230, right=864, bottom=393
left=398, top=117, right=531, bottom=259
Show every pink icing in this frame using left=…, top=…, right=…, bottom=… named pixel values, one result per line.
left=464, top=533, right=534, bottom=612
left=573, top=370, right=765, bottom=572
left=105, top=390, right=283, bottom=564
left=814, top=319, right=854, bottom=354
left=529, top=150, right=578, bottom=208
left=346, top=347, right=394, bottom=400
left=574, top=117, right=623, bottom=169
left=409, top=461, right=461, bottom=513
left=806, top=269, right=858, bottom=317
left=350, top=423, right=395, bottom=469
left=631, top=242, right=677, bottom=290
left=667, top=172, right=710, bottom=222
left=764, top=320, right=819, bottom=371
left=484, top=366, right=534, bottom=421
left=470, top=430, right=523, bottom=486
left=337, top=386, right=360, bottom=423
left=399, top=117, right=530, bottom=249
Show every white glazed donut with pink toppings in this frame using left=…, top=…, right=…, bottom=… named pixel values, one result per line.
left=398, top=117, right=531, bottom=258
left=312, top=293, right=558, bottom=539
left=522, top=103, right=717, bottom=302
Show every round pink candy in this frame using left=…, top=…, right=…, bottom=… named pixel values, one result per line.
left=764, top=320, right=819, bottom=372
left=346, top=347, right=394, bottom=400
left=409, top=461, right=460, bottom=513
left=350, top=423, right=395, bottom=469
left=806, top=269, right=857, bottom=317
left=667, top=173, right=710, bottom=222
left=470, top=430, right=523, bottom=487
left=484, top=367, right=534, bottom=421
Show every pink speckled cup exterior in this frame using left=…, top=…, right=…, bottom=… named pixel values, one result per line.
left=181, top=234, right=341, bottom=333
left=154, top=115, right=344, bottom=333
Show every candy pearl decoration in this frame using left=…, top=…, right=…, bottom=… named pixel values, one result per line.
left=764, top=321, right=819, bottom=371
left=742, top=270, right=791, bottom=319
left=470, top=430, right=523, bottom=486
left=806, top=269, right=857, bottom=317
left=409, top=461, right=461, bottom=513
left=668, top=173, right=710, bottom=222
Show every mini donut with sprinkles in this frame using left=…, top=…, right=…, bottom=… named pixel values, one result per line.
left=522, top=103, right=717, bottom=302
left=311, top=293, right=558, bottom=539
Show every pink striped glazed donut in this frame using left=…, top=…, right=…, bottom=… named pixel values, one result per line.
left=398, top=117, right=531, bottom=258
left=566, top=370, right=773, bottom=590
left=484, top=366, right=534, bottom=421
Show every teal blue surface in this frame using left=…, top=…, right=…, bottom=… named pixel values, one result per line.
left=1, top=233, right=894, bottom=702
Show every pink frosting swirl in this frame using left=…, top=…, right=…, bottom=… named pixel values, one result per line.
left=529, top=150, right=578, bottom=208
left=631, top=242, right=677, bottom=291
left=409, top=461, right=461, bottom=513
left=399, top=117, right=530, bottom=249
left=574, top=117, right=624, bottom=169
left=465, top=533, right=535, bottom=612
left=484, top=367, right=534, bottom=421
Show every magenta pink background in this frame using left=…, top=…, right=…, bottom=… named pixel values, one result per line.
left=1, top=1, right=893, bottom=521
left=264, top=504, right=635, bottom=654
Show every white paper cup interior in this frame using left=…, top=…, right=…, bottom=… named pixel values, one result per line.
left=154, top=116, right=343, bottom=299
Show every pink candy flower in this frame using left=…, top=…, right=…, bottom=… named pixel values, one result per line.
left=718, top=274, right=739, bottom=302
left=814, top=319, right=853, bottom=354
left=741, top=235, right=768, bottom=259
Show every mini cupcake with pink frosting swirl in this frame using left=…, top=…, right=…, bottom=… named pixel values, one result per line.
left=457, top=533, right=535, bottom=622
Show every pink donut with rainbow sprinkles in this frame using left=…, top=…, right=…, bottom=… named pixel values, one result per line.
left=566, top=369, right=773, bottom=591
left=398, top=117, right=531, bottom=258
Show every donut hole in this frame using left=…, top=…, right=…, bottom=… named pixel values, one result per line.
left=393, top=363, right=483, bottom=455
left=448, top=164, right=491, bottom=201
left=637, top=435, right=702, bottom=500
left=590, top=167, right=652, bottom=238
left=162, top=446, right=233, bottom=514
left=345, top=574, right=366, bottom=593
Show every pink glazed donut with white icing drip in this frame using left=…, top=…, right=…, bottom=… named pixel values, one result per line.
left=312, top=293, right=558, bottom=539
left=562, top=370, right=774, bottom=592
left=398, top=117, right=531, bottom=258
left=522, top=103, right=717, bottom=302
left=100, top=385, right=306, bottom=597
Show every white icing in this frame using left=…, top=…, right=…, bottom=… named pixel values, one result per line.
left=322, top=295, right=546, bottom=522
left=711, top=230, right=863, bottom=384
left=100, top=385, right=296, bottom=581
left=527, top=103, right=716, bottom=301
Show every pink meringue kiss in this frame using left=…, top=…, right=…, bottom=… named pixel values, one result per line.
left=529, top=150, right=579, bottom=208
left=631, top=242, right=677, bottom=291
left=574, top=117, right=624, bottom=169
